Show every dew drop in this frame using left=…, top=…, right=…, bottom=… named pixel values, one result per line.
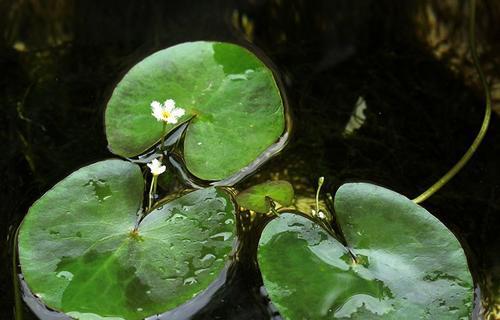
left=172, top=213, right=187, bottom=220
left=195, top=268, right=208, bottom=275
left=210, top=232, right=232, bottom=241
left=84, top=179, right=112, bottom=203
left=228, top=74, right=247, bottom=81
left=200, top=253, right=216, bottom=264
left=34, top=293, right=45, bottom=299
left=56, top=271, right=74, bottom=281
left=183, top=277, right=197, bottom=285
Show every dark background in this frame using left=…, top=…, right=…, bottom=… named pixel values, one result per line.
left=1, top=0, right=499, bottom=319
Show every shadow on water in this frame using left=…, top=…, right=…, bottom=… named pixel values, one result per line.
left=1, top=0, right=499, bottom=319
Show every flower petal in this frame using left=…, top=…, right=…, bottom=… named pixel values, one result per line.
left=147, top=158, right=166, bottom=175
left=151, top=101, right=164, bottom=121
left=150, top=101, right=162, bottom=109
left=164, top=99, right=176, bottom=112
left=171, top=107, right=185, bottom=118
left=166, top=117, right=178, bottom=124
left=157, top=165, right=166, bottom=175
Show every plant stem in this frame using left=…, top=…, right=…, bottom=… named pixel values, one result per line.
left=315, top=176, right=324, bottom=214
left=413, top=0, right=491, bottom=204
left=146, top=123, right=167, bottom=212
left=147, top=175, right=158, bottom=211
left=152, top=174, right=158, bottom=199
left=159, top=122, right=166, bottom=152
left=268, top=198, right=280, bottom=216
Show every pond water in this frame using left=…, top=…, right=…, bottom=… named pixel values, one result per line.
left=1, top=0, right=499, bottom=319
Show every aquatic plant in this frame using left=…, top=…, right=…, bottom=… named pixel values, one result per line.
left=14, top=0, right=492, bottom=318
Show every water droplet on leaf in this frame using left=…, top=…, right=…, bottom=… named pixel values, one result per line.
left=210, top=232, right=232, bottom=241
left=56, top=270, right=74, bottom=281
left=183, top=277, right=197, bottom=285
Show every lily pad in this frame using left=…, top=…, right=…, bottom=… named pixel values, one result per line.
left=18, top=159, right=236, bottom=319
left=258, top=183, right=473, bottom=319
left=105, top=41, right=286, bottom=181
left=236, top=180, right=294, bottom=213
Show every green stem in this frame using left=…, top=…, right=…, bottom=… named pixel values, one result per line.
left=413, top=0, right=491, bottom=204
left=315, top=176, right=325, bottom=213
left=152, top=174, right=158, bottom=199
left=159, top=122, right=167, bottom=152
left=147, top=175, right=158, bottom=211
left=147, top=123, right=167, bottom=212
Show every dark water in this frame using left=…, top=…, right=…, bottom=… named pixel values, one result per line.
left=1, top=0, right=499, bottom=319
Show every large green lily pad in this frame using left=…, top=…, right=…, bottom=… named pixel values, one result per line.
left=258, top=183, right=473, bottom=319
left=105, top=41, right=286, bottom=181
left=18, top=159, right=236, bottom=319
left=236, top=180, right=294, bottom=213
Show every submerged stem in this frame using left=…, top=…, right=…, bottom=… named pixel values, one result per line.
left=413, top=0, right=491, bottom=204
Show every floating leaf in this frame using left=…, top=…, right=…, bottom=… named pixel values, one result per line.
left=18, top=159, right=236, bottom=319
left=105, top=41, right=286, bottom=181
left=236, top=180, right=294, bottom=213
left=258, top=183, right=473, bottom=319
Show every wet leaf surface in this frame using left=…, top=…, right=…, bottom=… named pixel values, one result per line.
left=236, top=180, right=294, bottom=213
left=18, top=159, right=236, bottom=319
left=258, top=183, right=473, bottom=319
left=105, top=41, right=286, bottom=181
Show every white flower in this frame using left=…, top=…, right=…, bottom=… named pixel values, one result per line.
left=147, top=159, right=166, bottom=176
left=317, top=211, right=326, bottom=219
left=150, top=99, right=186, bottom=124
left=312, top=209, right=326, bottom=220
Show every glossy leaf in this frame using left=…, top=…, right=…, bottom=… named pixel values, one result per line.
left=258, top=183, right=473, bottom=319
left=236, top=180, right=294, bottom=213
left=105, top=41, right=286, bottom=181
left=18, top=159, right=236, bottom=319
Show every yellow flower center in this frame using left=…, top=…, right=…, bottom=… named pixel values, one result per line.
left=161, top=110, right=171, bottom=119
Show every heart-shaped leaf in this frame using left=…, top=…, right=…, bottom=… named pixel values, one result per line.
left=18, top=159, right=236, bottom=319
left=236, top=180, right=294, bottom=213
left=258, top=183, right=473, bottom=319
left=105, top=41, right=286, bottom=181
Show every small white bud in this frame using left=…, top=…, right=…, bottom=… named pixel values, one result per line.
left=147, top=159, right=166, bottom=176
